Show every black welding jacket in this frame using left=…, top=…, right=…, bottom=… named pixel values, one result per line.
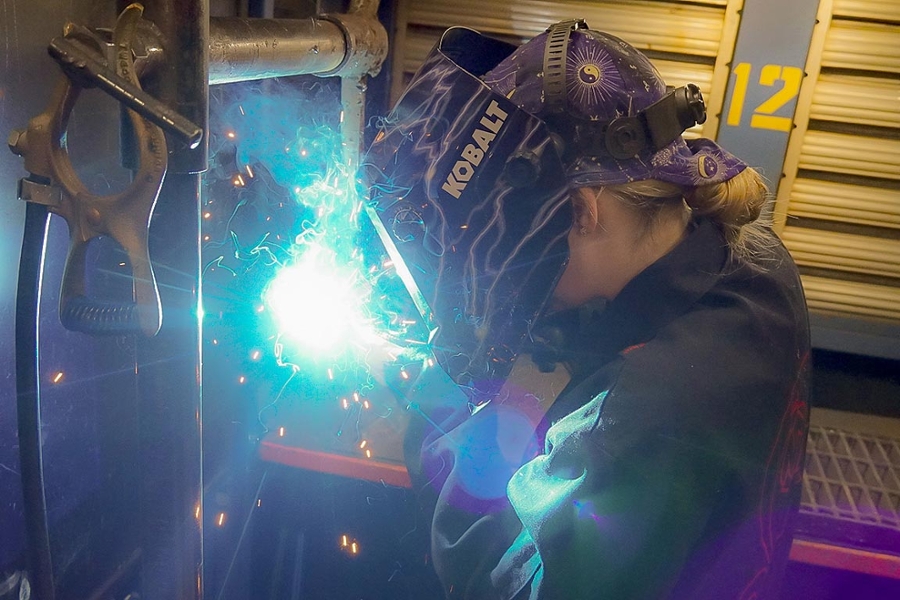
left=409, top=218, right=811, bottom=600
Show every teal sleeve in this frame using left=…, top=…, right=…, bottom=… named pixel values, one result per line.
left=498, top=389, right=720, bottom=600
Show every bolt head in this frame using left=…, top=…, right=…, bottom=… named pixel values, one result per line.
left=8, top=129, right=25, bottom=156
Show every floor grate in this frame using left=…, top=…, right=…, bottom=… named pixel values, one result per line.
left=801, top=425, right=900, bottom=531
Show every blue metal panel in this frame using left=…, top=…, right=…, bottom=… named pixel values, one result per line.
left=716, top=0, right=822, bottom=192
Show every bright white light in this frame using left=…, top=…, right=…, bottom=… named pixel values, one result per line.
left=264, top=244, right=370, bottom=357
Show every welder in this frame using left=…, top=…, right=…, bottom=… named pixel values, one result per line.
left=365, top=19, right=809, bottom=600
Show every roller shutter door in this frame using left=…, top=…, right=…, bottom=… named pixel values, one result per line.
left=774, top=0, right=900, bottom=333
left=390, top=0, right=736, bottom=139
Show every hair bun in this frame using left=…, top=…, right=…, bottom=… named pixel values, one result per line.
left=685, top=168, right=768, bottom=229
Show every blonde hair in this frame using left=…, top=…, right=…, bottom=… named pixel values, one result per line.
left=603, top=167, right=774, bottom=260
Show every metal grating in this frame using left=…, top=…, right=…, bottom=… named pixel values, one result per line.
left=802, top=425, right=900, bottom=531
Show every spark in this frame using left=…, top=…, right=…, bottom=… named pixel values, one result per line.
left=204, top=81, right=434, bottom=450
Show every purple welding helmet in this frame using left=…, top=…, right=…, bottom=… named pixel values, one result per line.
left=361, top=21, right=738, bottom=402
left=362, top=26, right=572, bottom=400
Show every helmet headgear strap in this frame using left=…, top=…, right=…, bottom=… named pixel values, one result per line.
left=542, top=19, right=589, bottom=116
left=540, top=20, right=708, bottom=161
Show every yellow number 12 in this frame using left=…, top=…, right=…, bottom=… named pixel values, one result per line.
left=726, top=62, right=803, bottom=132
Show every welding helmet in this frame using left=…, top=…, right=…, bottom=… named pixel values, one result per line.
left=362, top=26, right=570, bottom=400
left=362, top=21, right=743, bottom=401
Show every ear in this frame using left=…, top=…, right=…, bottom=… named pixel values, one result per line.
left=573, top=187, right=602, bottom=235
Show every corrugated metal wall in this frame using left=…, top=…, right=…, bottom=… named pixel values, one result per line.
left=775, top=0, right=900, bottom=324
left=390, top=0, right=733, bottom=142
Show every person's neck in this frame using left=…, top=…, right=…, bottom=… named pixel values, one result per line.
left=614, top=209, right=690, bottom=298
left=646, top=209, right=690, bottom=263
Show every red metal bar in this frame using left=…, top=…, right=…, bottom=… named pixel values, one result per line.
left=790, top=538, right=900, bottom=580
left=259, top=440, right=412, bottom=488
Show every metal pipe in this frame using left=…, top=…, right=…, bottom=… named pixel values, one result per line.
left=320, top=11, right=389, bottom=78
left=208, top=18, right=345, bottom=84
left=349, top=0, right=380, bottom=19
left=133, top=173, right=204, bottom=600
left=129, top=0, right=207, bottom=598
left=341, top=75, right=367, bottom=172
left=208, top=13, right=388, bottom=85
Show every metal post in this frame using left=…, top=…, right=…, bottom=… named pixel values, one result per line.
left=130, top=0, right=208, bottom=597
